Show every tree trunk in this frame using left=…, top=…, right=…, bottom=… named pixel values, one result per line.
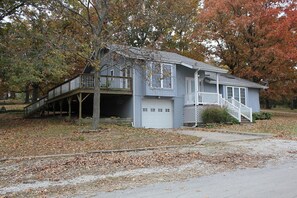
left=10, top=91, right=16, bottom=99
left=25, top=85, right=30, bottom=103
left=92, top=71, right=101, bottom=130
left=32, top=83, right=39, bottom=102
left=265, top=98, right=271, bottom=109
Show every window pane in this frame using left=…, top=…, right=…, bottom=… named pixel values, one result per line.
left=152, top=74, right=161, bottom=87
left=240, top=88, right=246, bottom=105
left=234, top=88, right=240, bottom=101
left=151, top=62, right=161, bottom=88
left=227, top=87, right=233, bottom=99
left=163, top=64, right=172, bottom=89
left=191, top=80, right=195, bottom=93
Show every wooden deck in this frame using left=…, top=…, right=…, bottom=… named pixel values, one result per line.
left=24, top=74, right=133, bottom=117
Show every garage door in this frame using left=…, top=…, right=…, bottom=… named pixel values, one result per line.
left=142, top=99, right=173, bottom=128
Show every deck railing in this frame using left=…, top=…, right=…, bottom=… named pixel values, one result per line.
left=25, top=73, right=132, bottom=117
left=24, top=96, right=47, bottom=116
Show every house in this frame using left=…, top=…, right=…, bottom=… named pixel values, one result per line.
left=24, top=45, right=267, bottom=128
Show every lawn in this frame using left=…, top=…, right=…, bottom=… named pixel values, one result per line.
left=207, top=110, right=297, bottom=137
left=0, top=112, right=199, bottom=158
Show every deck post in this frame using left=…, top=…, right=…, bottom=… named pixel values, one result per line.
left=53, top=102, right=56, bottom=116
left=77, top=93, right=82, bottom=121
left=67, top=97, right=72, bottom=119
left=59, top=100, right=63, bottom=117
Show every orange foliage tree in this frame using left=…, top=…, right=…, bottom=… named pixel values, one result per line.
left=196, top=0, right=297, bottom=106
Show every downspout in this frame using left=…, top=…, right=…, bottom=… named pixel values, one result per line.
left=193, top=69, right=200, bottom=127
left=132, top=68, right=136, bottom=127
left=216, top=73, right=220, bottom=104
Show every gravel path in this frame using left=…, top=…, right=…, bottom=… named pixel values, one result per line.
left=96, top=159, right=297, bottom=198
left=0, top=133, right=296, bottom=197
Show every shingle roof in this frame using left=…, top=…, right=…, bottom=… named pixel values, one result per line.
left=205, top=72, right=268, bottom=89
left=108, top=44, right=228, bottom=73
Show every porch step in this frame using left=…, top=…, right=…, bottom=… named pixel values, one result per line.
left=241, top=116, right=252, bottom=124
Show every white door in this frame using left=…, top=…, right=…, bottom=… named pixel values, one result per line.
left=142, top=99, right=173, bottom=128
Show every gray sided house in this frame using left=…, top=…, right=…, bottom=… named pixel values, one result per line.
left=24, top=45, right=267, bottom=128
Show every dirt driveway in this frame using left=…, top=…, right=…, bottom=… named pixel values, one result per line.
left=0, top=131, right=296, bottom=197
left=164, top=129, right=271, bottom=143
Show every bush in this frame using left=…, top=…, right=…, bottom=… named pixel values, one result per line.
left=252, top=112, right=272, bottom=121
left=201, top=106, right=239, bottom=124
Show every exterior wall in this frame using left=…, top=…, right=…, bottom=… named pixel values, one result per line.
left=175, top=65, right=197, bottom=127
left=133, top=64, right=146, bottom=127
left=204, top=83, right=216, bottom=93
left=222, top=85, right=261, bottom=112
left=247, top=88, right=261, bottom=112
left=133, top=63, right=198, bottom=128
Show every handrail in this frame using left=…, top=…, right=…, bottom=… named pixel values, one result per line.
left=220, top=96, right=241, bottom=122
left=24, top=95, right=47, bottom=109
left=229, top=98, right=253, bottom=122
left=24, top=96, right=47, bottom=116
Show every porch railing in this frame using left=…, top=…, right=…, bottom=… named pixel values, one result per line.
left=220, top=97, right=241, bottom=122
left=184, top=92, right=220, bottom=105
left=228, top=98, right=252, bottom=122
left=185, top=92, right=252, bottom=123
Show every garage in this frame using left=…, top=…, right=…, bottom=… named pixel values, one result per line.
left=142, top=98, right=173, bottom=128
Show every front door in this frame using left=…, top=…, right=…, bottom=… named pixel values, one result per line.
left=185, top=77, right=195, bottom=104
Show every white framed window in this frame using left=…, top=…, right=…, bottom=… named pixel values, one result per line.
left=150, top=62, right=173, bottom=89
left=226, top=86, right=247, bottom=105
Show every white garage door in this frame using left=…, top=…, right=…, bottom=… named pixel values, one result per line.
left=142, top=99, right=173, bottom=128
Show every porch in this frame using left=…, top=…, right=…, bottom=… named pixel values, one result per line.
left=183, top=92, right=253, bottom=124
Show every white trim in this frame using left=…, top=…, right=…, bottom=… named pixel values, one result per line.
left=216, top=73, right=219, bottom=103
left=226, top=86, right=247, bottom=105
left=194, top=70, right=199, bottom=127
left=132, top=68, right=136, bottom=127
left=150, top=62, right=174, bottom=90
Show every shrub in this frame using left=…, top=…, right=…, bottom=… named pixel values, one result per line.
left=252, top=112, right=272, bottom=121
left=201, top=106, right=239, bottom=124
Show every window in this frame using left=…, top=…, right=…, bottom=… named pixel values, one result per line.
left=143, top=108, right=148, bottom=112
left=226, top=86, right=246, bottom=105
left=151, top=62, right=173, bottom=89
left=240, top=88, right=246, bottom=105
left=151, top=108, right=155, bottom=112
left=158, top=108, right=163, bottom=112
left=227, top=87, right=233, bottom=99
left=165, top=109, right=170, bottom=112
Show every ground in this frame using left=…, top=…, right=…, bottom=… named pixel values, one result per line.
left=0, top=113, right=198, bottom=158
left=0, top=107, right=296, bottom=197
left=201, top=110, right=297, bottom=138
